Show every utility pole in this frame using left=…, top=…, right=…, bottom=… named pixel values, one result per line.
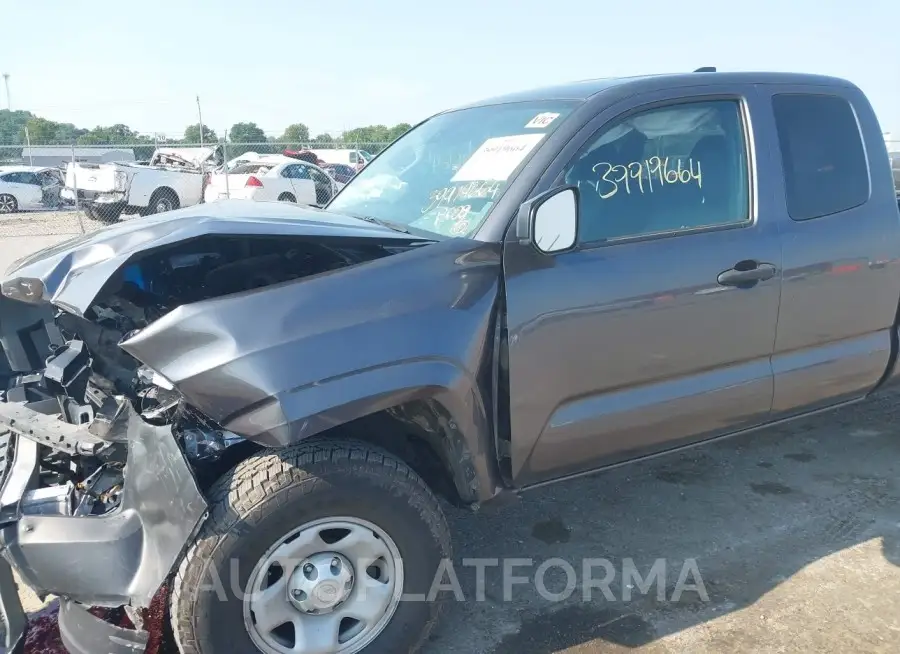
left=196, top=95, right=204, bottom=149
left=2, top=74, right=10, bottom=111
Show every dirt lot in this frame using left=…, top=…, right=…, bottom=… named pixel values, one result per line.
left=2, top=210, right=900, bottom=653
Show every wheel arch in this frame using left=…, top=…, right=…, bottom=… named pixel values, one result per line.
left=219, top=360, right=502, bottom=506
left=150, top=186, right=180, bottom=207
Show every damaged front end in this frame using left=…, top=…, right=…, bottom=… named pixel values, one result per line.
left=0, top=302, right=209, bottom=653
left=0, top=202, right=436, bottom=653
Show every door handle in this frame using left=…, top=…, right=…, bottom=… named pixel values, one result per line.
left=717, top=261, right=777, bottom=287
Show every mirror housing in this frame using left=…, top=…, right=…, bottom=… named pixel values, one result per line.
left=517, top=185, right=579, bottom=254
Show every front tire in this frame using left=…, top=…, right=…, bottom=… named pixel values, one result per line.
left=170, top=440, right=451, bottom=654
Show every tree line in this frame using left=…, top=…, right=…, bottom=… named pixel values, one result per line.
left=0, top=109, right=412, bottom=152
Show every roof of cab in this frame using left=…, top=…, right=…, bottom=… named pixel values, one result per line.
left=454, top=71, right=857, bottom=109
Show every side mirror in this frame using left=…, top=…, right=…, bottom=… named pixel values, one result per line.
left=529, top=186, right=578, bottom=253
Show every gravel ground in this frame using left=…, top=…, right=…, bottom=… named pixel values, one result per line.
left=1, top=214, right=899, bottom=653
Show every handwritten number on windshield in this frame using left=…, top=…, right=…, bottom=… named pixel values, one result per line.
left=592, top=157, right=702, bottom=199
left=422, top=181, right=504, bottom=214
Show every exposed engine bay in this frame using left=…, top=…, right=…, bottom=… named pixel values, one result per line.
left=0, top=233, right=418, bottom=521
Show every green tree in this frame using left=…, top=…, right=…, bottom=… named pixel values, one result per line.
left=22, top=116, right=60, bottom=144
left=228, top=122, right=266, bottom=143
left=183, top=123, right=218, bottom=144
left=311, top=133, right=334, bottom=144
left=280, top=123, right=310, bottom=145
left=341, top=123, right=410, bottom=152
left=53, top=122, right=88, bottom=143
left=77, top=124, right=146, bottom=145
left=0, top=109, right=34, bottom=145
left=387, top=123, right=412, bottom=142
left=342, top=124, right=390, bottom=145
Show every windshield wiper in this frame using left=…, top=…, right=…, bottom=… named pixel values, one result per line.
left=348, top=213, right=411, bottom=234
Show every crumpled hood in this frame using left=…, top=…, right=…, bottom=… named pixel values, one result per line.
left=1, top=199, right=427, bottom=315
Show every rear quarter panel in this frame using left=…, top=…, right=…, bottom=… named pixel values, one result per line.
left=128, top=169, right=203, bottom=208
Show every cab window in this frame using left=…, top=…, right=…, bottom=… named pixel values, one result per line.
left=772, top=93, right=869, bottom=221
left=564, top=100, right=750, bottom=244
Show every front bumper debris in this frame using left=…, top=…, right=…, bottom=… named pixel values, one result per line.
left=59, top=599, right=149, bottom=654
left=0, top=400, right=208, bottom=653
left=0, top=555, right=27, bottom=653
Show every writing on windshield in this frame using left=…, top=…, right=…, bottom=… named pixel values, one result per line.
left=328, top=101, right=579, bottom=238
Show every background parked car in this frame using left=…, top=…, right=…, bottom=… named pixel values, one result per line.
left=320, top=162, right=357, bottom=185
left=0, top=165, right=64, bottom=213
left=282, top=148, right=326, bottom=166
left=308, top=147, right=372, bottom=170
left=204, top=158, right=339, bottom=206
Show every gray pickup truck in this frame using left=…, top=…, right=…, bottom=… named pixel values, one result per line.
left=0, top=69, right=899, bottom=654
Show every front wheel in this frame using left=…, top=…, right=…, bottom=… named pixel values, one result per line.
left=170, top=440, right=452, bottom=654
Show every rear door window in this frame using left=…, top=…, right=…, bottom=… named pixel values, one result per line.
left=772, top=94, right=869, bottom=221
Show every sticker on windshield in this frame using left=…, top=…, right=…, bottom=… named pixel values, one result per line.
left=525, top=112, right=560, bottom=129
left=451, top=134, right=546, bottom=182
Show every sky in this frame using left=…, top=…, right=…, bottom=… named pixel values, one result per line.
left=1, top=0, right=898, bottom=141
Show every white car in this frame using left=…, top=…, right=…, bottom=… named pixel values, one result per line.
left=0, top=166, right=64, bottom=213
left=204, top=158, right=341, bottom=206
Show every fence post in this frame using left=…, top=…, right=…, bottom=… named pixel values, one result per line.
left=71, top=142, right=85, bottom=233
left=222, top=131, right=230, bottom=199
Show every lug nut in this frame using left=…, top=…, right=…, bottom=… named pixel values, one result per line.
left=303, top=563, right=314, bottom=575
left=331, top=557, right=341, bottom=569
left=291, top=589, right=303, bottom=599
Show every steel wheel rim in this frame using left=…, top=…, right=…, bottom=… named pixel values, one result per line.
left=243, top=516, right=404, bottom=654
left=0, top=195, right=15, bottom=213
left=156, top=198, right=171, bottom=212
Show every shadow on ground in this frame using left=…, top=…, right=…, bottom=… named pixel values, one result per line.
left=424, top=389, right=900, bottom=653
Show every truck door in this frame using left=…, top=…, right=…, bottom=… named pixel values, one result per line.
left=502, top=87, right=783, bottom=486
left=764, top=86, right=900, bottom=415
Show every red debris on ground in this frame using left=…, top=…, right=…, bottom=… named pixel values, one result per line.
left=23, top=601, right=63, bottom=654
left=22, top=585, right=173, bottom=654
left=143, top=584, right=171, bottom=654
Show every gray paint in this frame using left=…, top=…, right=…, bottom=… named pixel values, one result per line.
left=2, top=199, right=429, bottom=315
left=59, top=599, right=149, bottom=654
left=0, top=401, right=206, bottom=607
left=118, top=236, right=504, bottom=503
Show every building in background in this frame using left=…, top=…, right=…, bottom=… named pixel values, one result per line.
left=20, top=147, right=136, bottom=167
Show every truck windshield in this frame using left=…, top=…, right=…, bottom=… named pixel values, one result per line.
left=328, top=100, right=579, bottom=238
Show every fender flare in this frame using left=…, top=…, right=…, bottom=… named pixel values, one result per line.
left=219, top=358, right=500, bottom=504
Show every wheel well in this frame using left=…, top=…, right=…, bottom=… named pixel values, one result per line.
left=202, top=400, right=475, bottom=507
left=151, top=187, right=179, bottom=205
left=305, top=400, right=471, bottom=507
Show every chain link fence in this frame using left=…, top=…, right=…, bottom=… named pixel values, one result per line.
left=1, top=129, right=898, bottom=241
left=0, top=138, right=392, bottom=239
